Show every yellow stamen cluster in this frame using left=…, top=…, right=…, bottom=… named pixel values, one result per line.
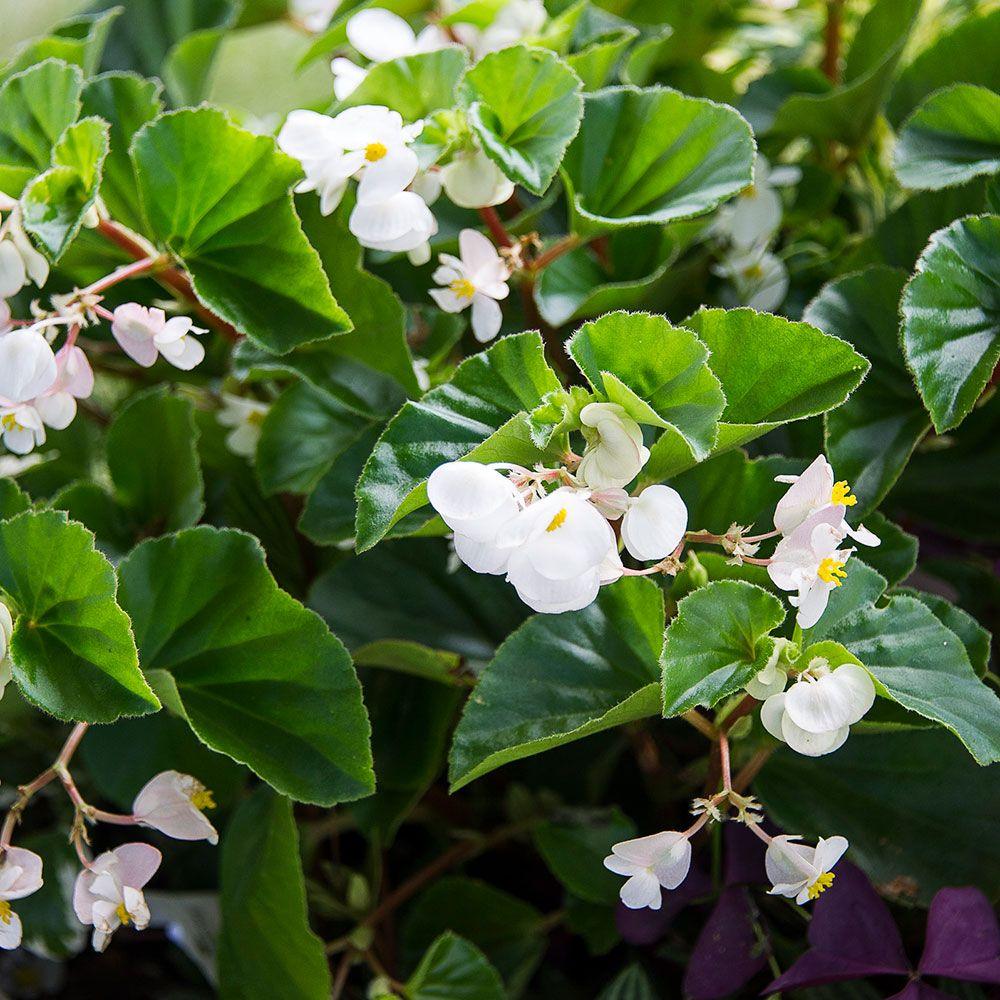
left=546, top=507, right=568, bottom=532
left=364, top=141, right=387, bottom=162
left=0, top=901, right=11, bottom=924
left=831, top=480, right=857, bottom=506
left=116, top=903, right=132, bottom=926
left=817, top=557, right=847, bottom=587
left=1, top=414, right=18, bottom=432
left=808, top=871, right=836, bottom=899
left=449, top=278, right=476, bottom=300
left=189, top=786, right=216, bottom=812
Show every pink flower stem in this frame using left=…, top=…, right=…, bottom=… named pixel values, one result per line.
left=740, top=556, right=774, bottom=566
left=88, top=808, right=139, bottom=826
left=742, top=529, right=781, bottom=543
left=719, top=732, right=733, bottom=793
left=746, top=818, right=774, bottom=847
left=81, top=255, right=162, bottom=296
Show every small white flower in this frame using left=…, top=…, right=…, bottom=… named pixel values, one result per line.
left=767, top=506, right=855, bottom=629
left=760, top=658, right=875, bottom=756
left=33, top=344, right=94, bottom=431
left=774, top=455, right=880, bottom=547
left=217, top=394, right=269, bottom=458
left=576, top=402, right=650, bottom=491
left=440, top=146, right=515, bottom=209
left=0, top=193, right=49, bottom=299
left=430, top=229, right=510, bottom=343
left=603, top=831, right=692, bottom=910
left=0, top=404, right=46, bottom=454
left=715, top=156, right=800, bottom=250
left=0, top=846, right=44, bottom=950
left=73, top=843, right=161, bottom=952
left=765, top=834, right=848, bottom=904
left=745, top=638, right=793, bottom=700
left=0, top=328, right=57, bottom=404
left=291, top=0, right=341, bottom=33
left=713, top=244, right=788, bottom=312
left=620, top=485, right=688, bottom=562
left=332, top=8, right=449, bottom=100
left=350, top=189, right=438, bottom=254
left=449, top=0, right=547, bottom=58
left=111, top=303, right=205, bottom=371
left=132, top=771, right=219, bottom=845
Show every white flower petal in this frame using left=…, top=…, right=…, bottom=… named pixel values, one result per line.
left=346, top=8, right=418, bottom=62
left=452, top=531, right=512, bottom=575
left=826, top=663, right=875, bottom=725
left=470, top=293, right=502, bottom=342
left=619, top=870, right=662, bottom=910
left=773, top=455, right=833, bottom=535
left=620, top=485, right=688, bottom=561
left=759, top=692, right=787, bottom=742
left=813, top=835, right=849, bottom=873
left=0, top=329, right=57, bottom=403
left=356, top=146, right=419, bottom=205
left=781, top=713, right=849, bottom=756
left=441, top=149, right=515, bottom=208
left=0, top=241, right=26, bottom=298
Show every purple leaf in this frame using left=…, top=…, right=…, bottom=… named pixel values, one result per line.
left=919, top=886, right=1000, bottom=983
left=615, top=865, right=711, bottom=945
left=765, top=862, right=910, bottom=993
left=724, top=822, right=767, bottom=887
left=684, top=886, right=767, bottom=1000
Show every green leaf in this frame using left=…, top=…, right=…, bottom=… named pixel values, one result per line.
left=0, top=8, right=120, bottom=82
left=0, top=58, right=83, bottom=196
left=256, top=382, right=376, bottom=496
left=106, top=387, right=204, bottom=533
left=756, top=730, right=1000, bottom=903
left=803, top=559, right=888, bottom=644
left=80, top=71, right=163, bottom=233
left=644, top=308, right=870, bottom=481
left=355, top=332, right=561, bottom=552
left=661, top=580, right=785, bottom=717
left=218, top=788, right=332, bottom=1000
left=457, top=45, right=583, bottom=195
left=857, top=512, right=917, bottom=588
left=895, top=85, right=1000, bottom=192
left=336, top=47, right=469, bottom=120
left=449, top=577, right=664, bottom=790
left=0, top=478, right=31, bottom=520
left=21, top=115, right=108, bottom=261
left=130, top=107, right=350, bottom=354
left=598, top=964, right=658, bottom=1000
left=567, top=28, right=638, bottom=92
left=567, top=311, right=725, bottom=463
left=897, top=588, right=991, bottom=679
left=0, top=510, right=158, bottom=723
left=560, top=85, right=754, bottom=236
left=900, top=214, right=1000, bottom=433
left=49, top=480, right=135, bottom=560
left=406, top=932, right=506, bottom=1000
left=806, top=267, right=929, bottom=516
left=827, top=595, right=1000, bottom=765
left=117, top=526, right=374, bottom=804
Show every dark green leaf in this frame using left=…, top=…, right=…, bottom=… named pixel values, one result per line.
left=896, top=589, right=991, bottom=679
left=406, top=932, right=506, bottom=1000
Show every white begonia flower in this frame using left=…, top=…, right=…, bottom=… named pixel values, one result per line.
left=132, top=771, right=219, bottom=845
left=745, top=638, right=794, bottom=701
left=716, top=156, right=800, bottom=250
left=765, top=834, right=848, bottom=904
left=0, top=846, right=44, bottom=950
left=333, top=8, right=449, bottom=100
left=33, top=344, right=94, bottom=431
left=0, top=404, right=45, bottom=454
left=603, top=831, right=692, bottom=910
left=350, top=190, right=438, bottom=254
left=713, top=244, right=788, bottom=312
left=110, top=303, right=205, bottom=371
left=620, top=485, right=688, bottom=562
left=73, top=843, right=161, bottom=952
left=0, top=328, right=58, bottom=404
left=767, top=506, right=855, bottom=630
left=291, top=0, right=341, bottom=33
left=0, top=602, right=13, bottom=699
left=577, top=402, right=650, bottom=490
left=760, top=658, right=875, bottom=757
left=774, top=455, right=881, bottom=547
left=277, top=110, right=361, bottom=216
left=498, top=489, right=617, bottom=613
left=217, top=394, right=270, bottom=458
left=449, top=0, right=547, bottom=58
left=440, top=146, right=515, bottom=209
left=0, top=193, right=49, bottom=299
left=430, top=229, right=510, bottom=343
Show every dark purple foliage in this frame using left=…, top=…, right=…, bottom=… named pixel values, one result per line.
left=919, top=887, right=1000, bottom=983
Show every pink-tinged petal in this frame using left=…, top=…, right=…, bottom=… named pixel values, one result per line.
left=620, top=870, right=662, bottom=910
left=157, top=334, right=205, bottom=371
left=0, top=909, right=22, bottom=949
left=154, top=316, right=194, bottom=345
left=58, top=345, right=94, bottom=398
left=0, top=329, right=57, bottom=402
left=611, top=831, right=687, bottom=869
left=0, top=847, right=43, bottom=900
left=73, top=868, right=98, bottom=924
left=458, top=228, right=501, bottom=275
left=113, top=843, right=161, bottom=889
left=603, top=854, right=637, bottom=877
left=35, top=391, right=76, bottom=430
left=470, top=293, right=502, bottom=342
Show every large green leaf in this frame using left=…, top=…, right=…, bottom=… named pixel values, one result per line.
left=457, top=44, right=583, bottom=195
left=117, top=526, right=374, bottom=804
left=756, top=730, right=1000, bottom=903
left=0, top=510, right=158, bottom=723
left=561, top=85, right=754, bottom=235
left=898, top=588, right=991, bottom=679
left=449, top=577, right=664, bottom=790
left=130, top=107, right=350, bottom=354
left=807, top=267, right=929, bottom=516
left=406, top=932, right=506, bottom=1000
left=0, top=58, right=83, bottom=196
left=0, top=8, right=120, bottom=82
left=644, top=308, right=869, bottom=481
left=218, top=788, right=331, bottom=1000
left=661, top=580, right=785, bottom=717
left=828, top=595, right=1000, bottom=766
left=567, top=310, right=725, bottom=463
left=895, top=85, right=1000, bottom=192
left=355, top=332, right=561, bottom=552
left=900, top=214, right=1000, bottom=433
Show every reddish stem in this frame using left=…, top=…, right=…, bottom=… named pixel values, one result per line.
left=478, top=206, right=513, bottom=248
left=81, top=255, right=162, bottom=296
left=822, top=0, right=844, bottom=83
left=530, top=234, right=582, bottom=272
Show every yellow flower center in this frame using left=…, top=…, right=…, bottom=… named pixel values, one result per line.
left=246, top=409, right=266, bottom=428
left=545, top=507, right=568, bottom=532
left=116, top=903, right=132, bottom=926
left=742, top=183, right=757, bottom=199
left=808, top=871, right=835, bottom=899
left=449, top=278, right=476, bottom=300
left=365, top=142, right=388, bottom=162
left=190, top=786, right=216, bottom=811
left=744, top=263, right=764, bottom=280
left=0, top=901, right=11, bottom=924
left=1, top=413, right=20, bottom=432
left=831, top=480, right=857, bottom=506
left=817, top=557, right=847, bottom=587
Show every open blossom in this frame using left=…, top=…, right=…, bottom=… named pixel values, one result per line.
left=767, top=506, right=855, bottom=629
left=761, top=658, right=875, bottom=756
left=447, top=0, right=547, bottom=57
left=0, top=327, right=58, bottom=454
left=774, top=455, right=880, bottom=547
left=620, top=485, right=688, bottom=561
left=577, top=403, right=650, bottom=490
left=714, top=156, right=800, bottom=250
left=766, top=835, right=848, bottom=904
left=0, top=602, right=13, bottom=700
left=603, top=831, right=692, bottom=910
left=217, top=394, right=270, bottom=458
left=0, top=193, right=48, bottom=299
left=132, top=771, right=219, bottom=845
left=0, top=847, right=44, bottom=949
left=111, top=303, right=205, bottom=370
left=33, top=343, right=94, bottom=431
left=713, top=243, right=789, bottom=312
left=440, top=146, right=515, bottom=209
left=430, top=229, right=510, bottom=343
left=332, top=8, right=449, bottom=100
left=73, top=843, right=161, bottom=952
